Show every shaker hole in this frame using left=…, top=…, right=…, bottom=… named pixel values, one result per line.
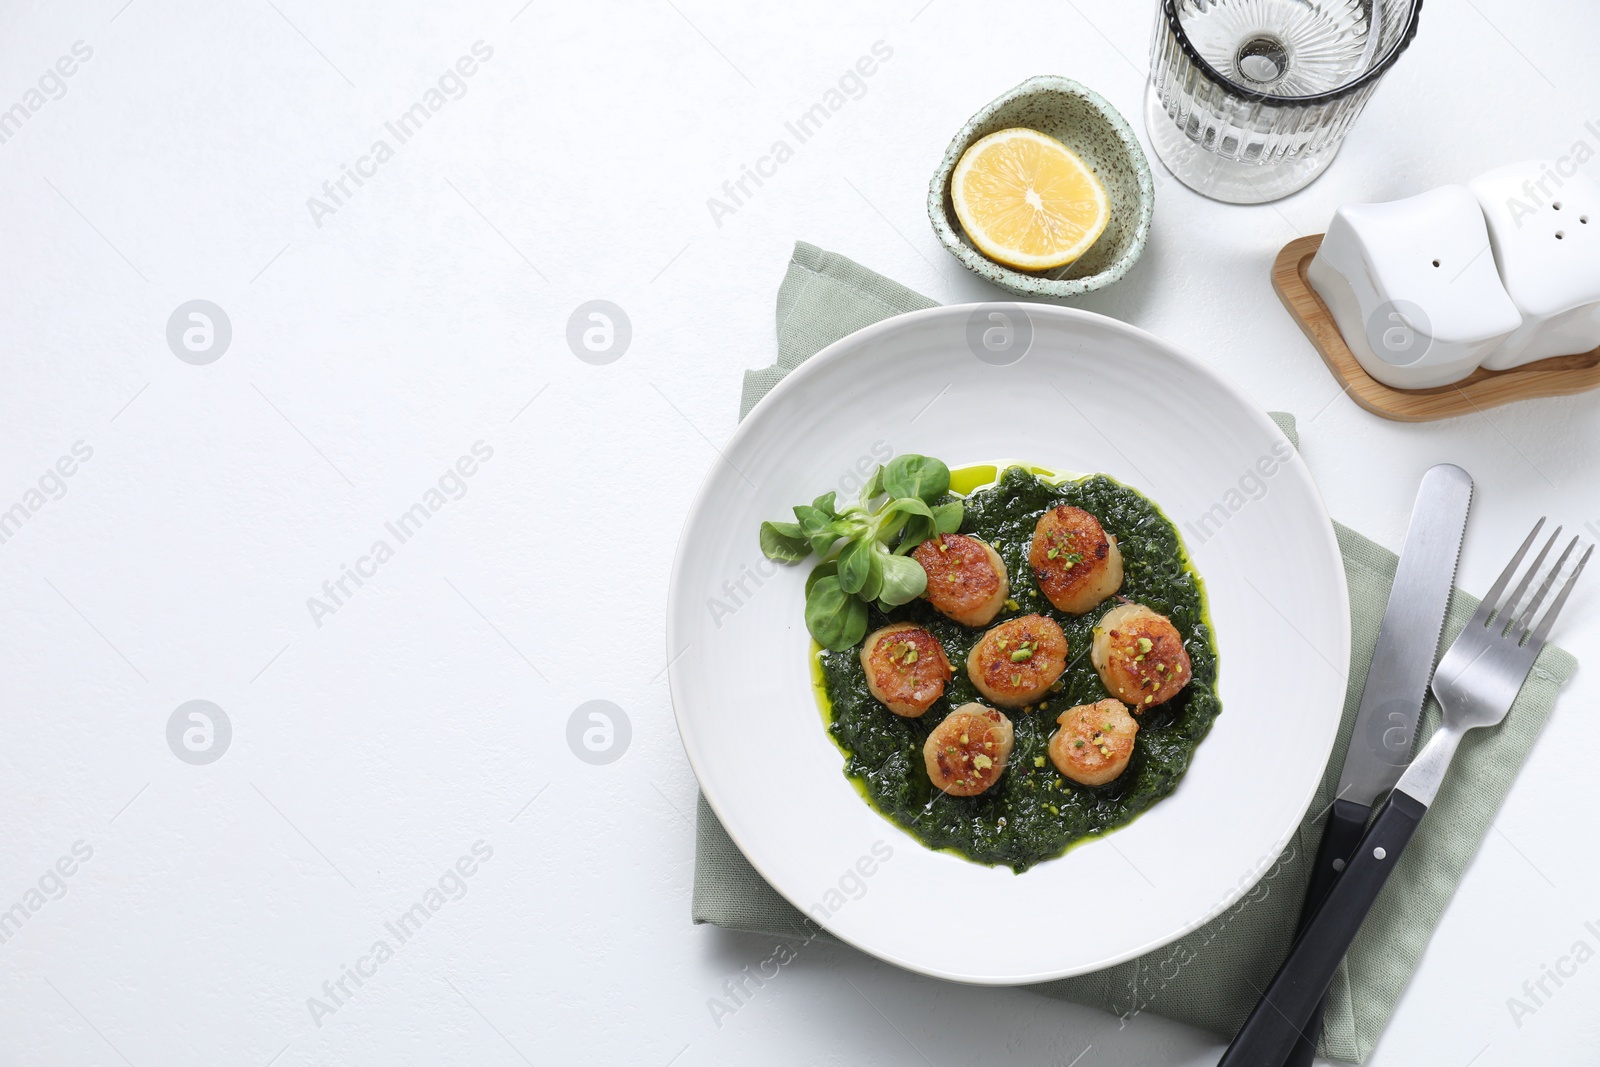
left=1554, top=202, right=1563, bottom=210
left=1431, top=259, right=1441, bottom=267
left=1557, top=231, right=1566, bottom=239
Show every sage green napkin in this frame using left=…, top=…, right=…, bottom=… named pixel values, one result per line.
left=697, top=241, right=1578, bottom=1063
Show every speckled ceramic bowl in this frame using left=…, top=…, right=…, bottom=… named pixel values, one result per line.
left=929, top=76, right=1154, bottom=299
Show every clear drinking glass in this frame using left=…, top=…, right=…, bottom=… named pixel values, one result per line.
left=1145, top=0, right=1423, bottom=204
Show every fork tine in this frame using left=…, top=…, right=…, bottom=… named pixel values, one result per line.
left=1528, top=543, right=1594, bottom=648
left=1498, top=525, right=1562, bottom=632
left=1471, top=517, right=1545, bottom=628
left=1511, top=536, right=1577, bottom=639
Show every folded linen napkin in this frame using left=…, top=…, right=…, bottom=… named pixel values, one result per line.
left=695, top=241, right=1577, bottom=1063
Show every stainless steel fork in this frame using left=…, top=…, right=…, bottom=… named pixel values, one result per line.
left=1220, top=519, right=1592, bottom=1067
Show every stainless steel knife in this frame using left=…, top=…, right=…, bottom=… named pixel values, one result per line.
left=1280, top=462, right=1473, bottom=1067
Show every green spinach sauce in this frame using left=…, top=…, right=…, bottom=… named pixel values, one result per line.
left=815, top=465, right=1221, bottom=872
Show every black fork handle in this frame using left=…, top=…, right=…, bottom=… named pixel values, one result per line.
left=1281, top=798, right=1371, bottom=1067
left=1218, top=790, right=1428, bottom=1067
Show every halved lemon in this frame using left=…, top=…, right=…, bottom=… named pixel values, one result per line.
left=951, top=128, right=1110, bottom=271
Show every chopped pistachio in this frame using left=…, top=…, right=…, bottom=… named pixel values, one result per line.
left=1033, top=755, right=1046, bottom=768
left=1010, top=648, right=1033, bottom=663
left=1138, top=637, right=1153, bottom=653
left=973, top=753, right=993, bottom=770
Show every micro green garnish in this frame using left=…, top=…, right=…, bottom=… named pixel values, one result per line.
left=759, top=454, right=963, bottom=651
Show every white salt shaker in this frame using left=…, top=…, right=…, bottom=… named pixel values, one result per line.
left=1468, top=161, right=1600, bottom=370
left=1307, top=185, right=1522, bottom=389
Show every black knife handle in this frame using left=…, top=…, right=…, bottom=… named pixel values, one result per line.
left=1296, top=798, right=1371, bottom=929
left=1281, top=798, right=1371, bottom=1067
left=1218, top=790, right=1427, bottom=1067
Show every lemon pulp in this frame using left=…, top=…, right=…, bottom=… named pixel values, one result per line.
left=951, top=127, right=1111, bottom=271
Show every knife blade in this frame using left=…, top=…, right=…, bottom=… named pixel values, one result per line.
left=1338, top=462, right=1475, bottom=805
left=1280, top=462, right=1473, bottom=1067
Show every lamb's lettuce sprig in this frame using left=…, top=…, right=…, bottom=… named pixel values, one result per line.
left=759, top=454, right=962, bottom=651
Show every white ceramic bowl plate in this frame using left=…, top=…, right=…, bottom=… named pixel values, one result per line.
left=667, top=305, right=1349, bottom=984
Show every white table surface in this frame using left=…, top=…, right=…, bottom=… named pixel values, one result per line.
left=3, top=2, right=1598, bottom=1064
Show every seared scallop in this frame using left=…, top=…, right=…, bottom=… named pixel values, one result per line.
left=1049, top=699, right=1138, bottom=786
left=1029, top=505, right=1124, bottom=614
left=910, top=533, right=1008, bottom=627
left=860, top=623, right=952, bottom=717
left=923, top=703, right=1014, bottom=796
left=966, top=613, right=1068, bottom=708
left=1090, top=602, right=1193, bottom=710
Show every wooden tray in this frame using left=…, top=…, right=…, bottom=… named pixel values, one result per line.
left=1272, top=234, right=1600, bottom=422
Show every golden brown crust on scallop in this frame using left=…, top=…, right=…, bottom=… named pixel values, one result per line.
left=1029, top=506, right=1124, bottom=614
left=966, top=614, right=1068, bottom=708
left=860, top=623, right=952, bottom=718
left=923, top=703, right=1014, bottom=796
left=1049, top=699, right=1138, bottom=786
left=910, top=534, right=1009, bottom=627
left=1090, top=603, right=1193, bottom=709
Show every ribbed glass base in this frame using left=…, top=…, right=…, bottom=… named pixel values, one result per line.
left=1143, top=84, right=1342, bottom=204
